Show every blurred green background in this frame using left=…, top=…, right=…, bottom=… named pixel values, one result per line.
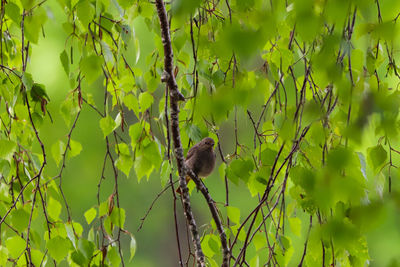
left=24, top=1, right=400, bottom=266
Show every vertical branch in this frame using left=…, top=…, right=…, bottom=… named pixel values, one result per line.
left=108, top=134, right=125, bottom=267
left=20, top=10, right=50, bottom=265
left=298, top=215, right=313, bottom=266
left=0, top=0, right=5, bottom=65
left=345, top=8, right=357, bottom=147
left=165, top=84, right=184, bottom=266
left=24, top=94, right=47, bottom=265
left=154, top=1, right=205, bottom=266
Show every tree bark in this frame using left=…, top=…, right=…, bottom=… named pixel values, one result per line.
left=154, top=1, right=205, bottom=266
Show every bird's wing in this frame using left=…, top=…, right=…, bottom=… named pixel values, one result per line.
left=185, top=144, right=197, bottom=160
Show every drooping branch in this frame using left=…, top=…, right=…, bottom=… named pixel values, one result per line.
left=154, top=0, right=205, bottom=266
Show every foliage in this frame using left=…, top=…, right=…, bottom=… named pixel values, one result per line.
left=0, top=0, right=400, bottom=266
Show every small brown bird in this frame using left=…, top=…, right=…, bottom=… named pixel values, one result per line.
left=176, top=137, right=216, bottom=194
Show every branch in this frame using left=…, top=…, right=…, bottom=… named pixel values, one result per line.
left=187, top=169, right=230, bottom=267
left=137, top=180, right=177, bottom=231
left=154, top=0, right=205, bottom=266
left=165, top=84, right=184, bottom=266
left=298, top=215, right=313, bottom=266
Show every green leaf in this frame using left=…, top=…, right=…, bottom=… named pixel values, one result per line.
left=231, top=224, right=246, bottom=241
left=134, top=155, right=153, bottom=181
left=110, top=207, right=125, bottom=229
left=88, top=228, right=94, bottom=242
left=48, top=197, right=62, bottom=221
left=143, top=141, right=162, bottom=169
left=260, top=148, right=278, bottom=166
left=71, top=250, right=86, bottom=265
left=172, top=28, right=188, bottom=52
left=160, top=161, right=172, bottom=187
left=226, top=159, right=254, bottom=184
left=31, top=249, right=44, bottom=267
left=116, top=143, right=130, bottom=156
left=114, top=112, right=122, bottom=129
left=277, top=234, right=291, bottom=252
left=281, top=48, right=294, bottom=71
left=71, top=0, right=79, bottom=8
left=253, top=233, right=267, bottom=251
left=99, top=115, right=116, bottom=138
left=5, top=236, right=25, bottom=258
left=327, top=147, right=352, bottom=171
left=124, top=94, right=140, bottom=117
left=290, top=166, right=315, bottom=193
left=30, top=83, right=50, bottom=102
left=60, top=50, right=70, bottom=75
left=80, top=54, right=102, bottom=84
left=108, top=246, right=121, bottom=267
left=0, top=246, right=8, bottom=266
left=11, top=208, right=30, bottom=232
left=24, top=7, right=47, bottom=43
left=185, top=124, right=203, bottom=142
left=129, top=236, right=137, bottom=261
left=14, top=105, right=29, bottom=122
left=76, top=0, right=95, bottom=27
left=78, top=239, right=95, bottom=259
left=310, top=122, right=326, bottom=146
left=84, top=207, right=97, bottom=225
left=219, top=162, right=226, bottom=180
left=65, top=222, right=77, bottom=245
left=74, top=221, right=84, bottom=238
left=117, top=0, right=133, bottom=9
left=0, top=140, right=16, bottom=162
left=118, top=24, right=132, bottom=43
left=139, top=91, right=154, bottom=112
left=289, top=217, right=302, bottom=237
left=115, top=154, right=133, bottom=177
left=303, top=101, right=321, bottom=125
left=52, top=140, right=66, bottom=166
left=72, top=221, right=83, bottom=237
left=171, top=0, right=202, bottom=18
left=104, top=216, right=113, bottom=235
left=99, top=201, right=108, bottom=217
left=21, top=0, right=35, bottom=9
left=129, top=123, right=143, bottom=144
left=227, top=206, right=241, bottom=225
left=60, top=97, right=79, bottom=126
left=208, top=234, right=220, bottom=254
left=255, top=176, right=268, bottom=185
left=5, top=2, right=20, bottom=24
left=22, top=72, right=34, bottom=91
left=250, top=256, right=260, bottom=267
left=201, top=235, right=215, bottom=258
left=69, top=139, right=82, bottom=157
left=144, top=71, right=159, bottom=92
left=270, top=49, right=281, bottom=68
left=222, top=22, right=265, bottom=61
left=115, top=143, right=132, bottom=175
left=47, top=236, right=71, bottom=263
left=367, top=144, right=387, bottom=171
left=248, top=169, right=269, bottom=197
left=98, top=38, right=112, bottom=59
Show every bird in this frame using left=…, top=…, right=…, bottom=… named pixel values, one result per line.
left=176, top=137, right=216, bottom=194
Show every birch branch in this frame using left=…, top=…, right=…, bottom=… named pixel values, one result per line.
left=154, top=1, right=205, bottom=266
